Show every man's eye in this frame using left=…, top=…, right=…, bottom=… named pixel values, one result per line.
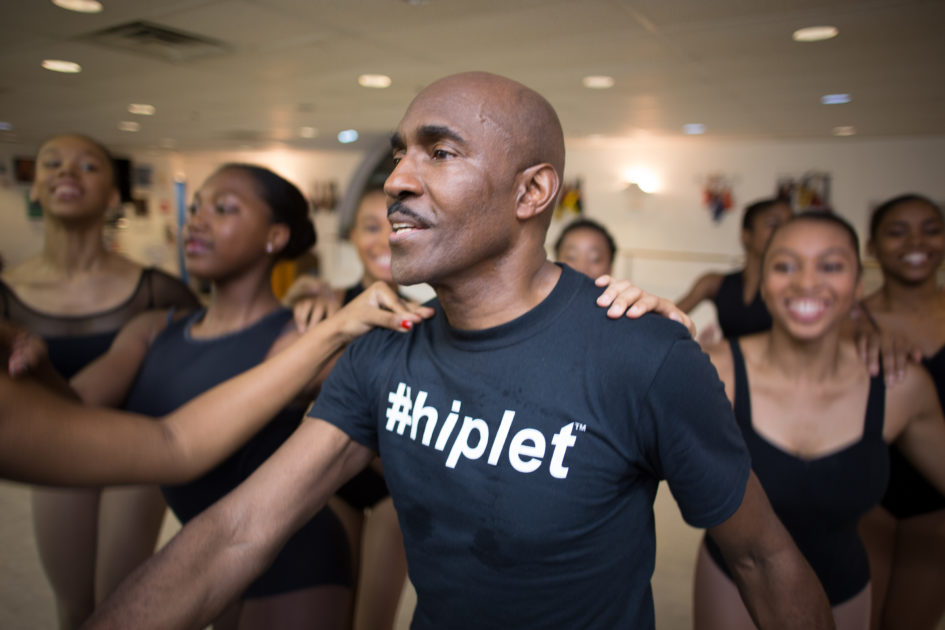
left=431, top=149, right=452, bottom=160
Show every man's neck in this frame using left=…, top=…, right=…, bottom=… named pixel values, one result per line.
left=434, top=259, right=561, bottom=331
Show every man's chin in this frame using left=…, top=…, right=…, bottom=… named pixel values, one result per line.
left=391, top=263, right=424, bottom=288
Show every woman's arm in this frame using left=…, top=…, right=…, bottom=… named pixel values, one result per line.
left=70, top=310, right=173, bottom=407
left=890, top=367, right=945, bottom=495
left=0, top=283, right=432, bottom=486
left=675, top=272, right=724, bottom=314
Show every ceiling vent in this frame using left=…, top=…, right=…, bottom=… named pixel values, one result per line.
left=81, top=20, right=230, bottom=63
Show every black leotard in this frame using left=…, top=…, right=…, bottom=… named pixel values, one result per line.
left=705, top=339, right=889, bottom=605
left=712, top=271, right=772, bottom=339
left=332, top=283, right=393, bottom=511
left=880, top=344, right=945, bottom=518
left=0, top=268, right=198, bottom=378
left=122, top=307, right=351, bottom=597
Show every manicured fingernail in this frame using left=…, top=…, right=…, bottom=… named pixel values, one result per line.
left=401, top=319, right=413, bottom=330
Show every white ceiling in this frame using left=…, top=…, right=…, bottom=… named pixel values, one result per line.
left=1, top=0, right=943, bottom=154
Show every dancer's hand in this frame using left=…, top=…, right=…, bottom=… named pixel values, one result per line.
left=593, top=275, right=696, bottom=337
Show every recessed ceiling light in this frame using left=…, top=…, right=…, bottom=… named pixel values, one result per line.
left=792, top=25, right=838, bottom=42
left=42, top=59, right=82, bottom=73
left=582, top=75, right=615, bottom=89
left=358, top=74, right=392, bottom=88
left=833, top=126, right=856, bottom=136
left=821, top=93, right=851, bottom=105
left=337, top=129, right=359, bottom=144
left=128, top=103, right=156, bottom=115
left=51, top=0, right=103, bottom=13
left=299, top=126, right=318, bottom=138
left=0, top=122, right=12, bottom=131
left=118, top=121, right=140, bottom=132
left=683, top=123, right=706, bottom=135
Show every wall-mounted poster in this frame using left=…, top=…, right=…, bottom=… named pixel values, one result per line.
left=134, top=164, right=153, bottom=189
left=776, top=171, right=832, bottom=212
left=703, top=174, right=734, bottom=222
left=555, top=179, right=582, bottom=220
left=13, top=157, right=35, bottom=183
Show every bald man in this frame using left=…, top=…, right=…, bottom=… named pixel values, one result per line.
left=87, top=73, right=832, bottom=630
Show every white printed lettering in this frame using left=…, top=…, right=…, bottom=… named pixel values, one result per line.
left=549, top=423, right=578, bottom=479
left=508, top=428, right=545, bottom=473
left=384, top=383, right=581, bottom=479
left=445, top=416, right=489, bottom=468
left=410, top=390, right=438, bottom=445
left=487, top=410, right=515, bottom=465
left=385, top=382, right=413, bottom=435
left=434, top=400, right=461, bottom=451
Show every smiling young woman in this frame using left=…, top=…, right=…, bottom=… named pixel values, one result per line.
left=693, top=212, right=945, bottom=630
left=857, top=194, right=945, bottom=630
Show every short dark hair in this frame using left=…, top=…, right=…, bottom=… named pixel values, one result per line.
left=869, top=194, right=943, bottom=240
left=217, top=164, right=316, bottom=260
left=553, top=218, right=617, bottom=264
left=742, top=197, right=791, bottom=231
left=764, top=210, right=861, bottom=272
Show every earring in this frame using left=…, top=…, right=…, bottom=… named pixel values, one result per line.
left=266, top=243, right=273, bottom=253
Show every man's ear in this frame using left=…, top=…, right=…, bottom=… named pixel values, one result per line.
left=514, top=163, right=560, bottom=221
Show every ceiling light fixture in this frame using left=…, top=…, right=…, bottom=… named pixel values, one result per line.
left=583, top=75, right=615, bottom=89
left=299, top=126, right=318, bottom=138
left=358, top=74, right=392, bottom=88
left=118, top=121, right=140, bottom=132
left=683, top=123, right=706, bottom=135
left=337, top=129, right=359, bottom=144
left=0, top=122, right=12, bottom=131
left=128, top=103, right=156, bottom=115
left=821, top=93, right=851, bottom=105
left=832, top=126, right=856, bottom=136
left=42, top=59, right=82, bottom=73
left=792, top=25, right=838, bottom=42
left=51, top=0, right=103, bottom=14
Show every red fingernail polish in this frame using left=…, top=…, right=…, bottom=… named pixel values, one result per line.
left=401, top=319, right=413, bottom=330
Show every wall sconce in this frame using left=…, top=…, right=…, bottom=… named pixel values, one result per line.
left=621, top=166, right=660, bottom=194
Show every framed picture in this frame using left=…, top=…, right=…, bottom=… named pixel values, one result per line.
left=134, top=164, right=153, bottom=189
left=13, top=157, right=35, bottom=183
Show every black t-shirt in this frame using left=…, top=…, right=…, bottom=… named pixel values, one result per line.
left=310, top=264, right=750, bottom=629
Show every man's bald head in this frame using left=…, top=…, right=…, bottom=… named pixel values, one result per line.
left=407, top=72, right=565, bottom=180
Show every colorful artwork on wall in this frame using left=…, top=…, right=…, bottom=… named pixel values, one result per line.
left=776, top=171, right=832, bottom=212
left=703, top=174, right=734, bottom=222
left=555, top=179, right=583, bottom=219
